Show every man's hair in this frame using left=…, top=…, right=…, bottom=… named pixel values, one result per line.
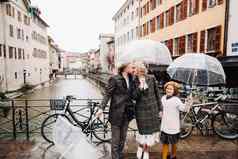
left=118, top=63, right=129, bottom=74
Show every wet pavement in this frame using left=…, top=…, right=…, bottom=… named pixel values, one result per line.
left=0, top=135, right=237, bottom=159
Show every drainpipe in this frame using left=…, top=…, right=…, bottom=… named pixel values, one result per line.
left=223, top=0, right=230, bottom=57
left=138, top=0, right=141, bottom=40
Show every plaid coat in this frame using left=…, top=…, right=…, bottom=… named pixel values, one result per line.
left=134, top=75, right=161, bottom=135
left=100, top=74, right=135, bottom=126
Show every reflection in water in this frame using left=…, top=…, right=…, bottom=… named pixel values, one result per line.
left=21, top=76, right=103, bottom=100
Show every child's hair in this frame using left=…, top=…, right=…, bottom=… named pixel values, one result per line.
left=164, top=81, right=180, bottom=96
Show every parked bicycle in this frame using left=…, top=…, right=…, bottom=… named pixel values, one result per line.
left=41, top=95, right=111, bottom=144
left=180, top=94, right=238, bottom=140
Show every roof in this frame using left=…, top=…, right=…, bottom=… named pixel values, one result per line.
left=112, top=0, right=132, bottom=20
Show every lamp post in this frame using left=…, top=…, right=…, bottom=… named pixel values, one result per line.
left=23, top=69, right=26, bottom=84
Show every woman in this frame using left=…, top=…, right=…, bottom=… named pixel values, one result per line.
left=133, top=62, right=161, bottom=159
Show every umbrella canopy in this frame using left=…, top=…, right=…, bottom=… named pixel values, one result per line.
left=116, top=40, right=172, bottom=67
left=167, top=53, right=226, bottom=86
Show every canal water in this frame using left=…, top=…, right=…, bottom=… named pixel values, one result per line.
left=20, top=75, right=103, bottom=100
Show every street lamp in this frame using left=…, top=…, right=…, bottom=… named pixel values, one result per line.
left=23, top=69, right=27, bottom=84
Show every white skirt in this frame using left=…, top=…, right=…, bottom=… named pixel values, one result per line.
left=136, top=132, right=160, bottom=146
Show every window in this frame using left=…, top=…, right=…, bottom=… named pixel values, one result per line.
left=178, top=36, right=186, bottom=55
left=174, top=38, right=180, bottom=56
left=14, top=48, right=17, bottom=59
left=17, top=11, right=22, bottom=22
left=21, top=30, right=24, bottom=40
left=12, top=7, right=15, bottom=18
left=23, top=49, right=25, bottom=60
left=9, top=46, right=14, bottom=59
left=168, top=7, right=175, bottom=26
left=24, top=15, right=28, bottom=25
left=207, top=26, right=221, bottom=52
left=17, top=28, right=21, bottom=39
left=6, top=4, right=11, bottom=16
left=176, top=3, right=182, bottom=22
left=202, top=0, right=223, bottom=11
left=150, top=18, right=156, bottom=33
left=165, top=10, right=170, bottom=27
left=9, top=24, right=14, bottom=37
left=131, top=29, right=134, bottom=40
left=200, top=30, right=206, bottom=52
left=150, top=0, right=156, bottom=10
left=14, top=72, right=17, bottom=80
left=3, top=45, right=6, bottom=58
left=156, top=15, right=160, bottom=30
left=165, top=39, right=173, bottom=54
left=208, top=0, right=216, bottom=7
left=187, top=32, right=198, bottom=52
left=18, top=48, right=22, bottom=59
left=131, top=11, right=134, bottom=21
left=159, top=13, right=164, bottom=29
left=189, top=0, right=199, bottom=16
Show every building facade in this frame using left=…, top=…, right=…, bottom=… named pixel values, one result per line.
left=0, top=0, right=49, bottom=92
left=113, top=0, right=140, bottom=60
left=139, top=0, right=226, bottom=58
left=99, top=33, right=114, bottom=73
left=48, top=36, right=62, bottom=76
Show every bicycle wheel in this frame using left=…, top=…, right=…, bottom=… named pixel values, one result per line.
left=212, top=112, right=238, bottom=140
left=41, top=114, right=71, bottom=144
left=180, top=112, right=194, bottom=139
left=92, top=118, right=111, bottom=142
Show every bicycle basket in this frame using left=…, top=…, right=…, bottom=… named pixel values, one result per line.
left=50, top=99, right=66, bottom=110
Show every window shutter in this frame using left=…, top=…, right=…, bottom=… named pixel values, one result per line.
left=181, top=36, right=186, bottom=54
left=182, top=0, right=188, bottom=20
left=152, top=18, right=156, bottom=32
left=160, top=13, right=164, bottom=29
left=193, top=33, right=198, bottom=52
left=169, top=39, right=173, bottom=55
left=215, top=26, right=222, bottom=52
left=170, top=7, right=174, bottom=25
left=200, top=30, right=206, bottom=53
left=195, top=0, right=199, bottom=14
left=218, top=0, right=223, bottom=5
left=202, top=0, right=207, bottom=11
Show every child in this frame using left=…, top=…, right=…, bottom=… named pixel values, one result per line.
left=160, top=81, right=192, bottom=159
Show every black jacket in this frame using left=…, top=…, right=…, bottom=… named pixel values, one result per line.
left=100, top=74, right=135, bottom=126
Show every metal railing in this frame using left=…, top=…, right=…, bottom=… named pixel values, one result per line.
left=0, top=98, right=103, bottom=141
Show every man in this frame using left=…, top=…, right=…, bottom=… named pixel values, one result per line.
left=96, top=63, right=136, bottom=159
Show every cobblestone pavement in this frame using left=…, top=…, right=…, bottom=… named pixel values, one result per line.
left=0, top=135, right=237, bottom=159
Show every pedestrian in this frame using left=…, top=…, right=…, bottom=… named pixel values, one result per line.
left=96, top=62, right=136, bottom=159
left=133, top=62, right=161, bottom=159
left=160, top=81, right=192, bottom=159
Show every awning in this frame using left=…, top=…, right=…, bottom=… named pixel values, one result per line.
left=219, top=56, right=238, bottom=67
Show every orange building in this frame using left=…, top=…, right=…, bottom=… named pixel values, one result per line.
left=139, top=0, right=226, bottom=58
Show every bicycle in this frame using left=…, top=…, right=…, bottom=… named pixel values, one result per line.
left=41, top=95, right=111, bottom=144
left=180, top=94, right=238, bottom=140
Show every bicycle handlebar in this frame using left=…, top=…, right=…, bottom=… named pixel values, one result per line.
left=214, top=94, right=227, bottom=102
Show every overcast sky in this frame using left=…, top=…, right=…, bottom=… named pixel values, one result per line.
left=32, top=0, right=125, bottom=53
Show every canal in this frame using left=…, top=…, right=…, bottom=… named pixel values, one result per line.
left=20, top=75, right=103, bottom=100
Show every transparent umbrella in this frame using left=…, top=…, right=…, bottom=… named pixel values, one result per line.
left=117, top=40, right=172, bottom=67
left=167, top=53, right=226, bottom=86
left=53, top=116, right=103, bottom=159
